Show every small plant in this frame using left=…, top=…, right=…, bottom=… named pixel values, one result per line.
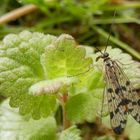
left=0, top=31, right=140, bottom=140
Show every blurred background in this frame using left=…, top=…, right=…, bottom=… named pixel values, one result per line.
left=0, top=0, right=140, bottom=60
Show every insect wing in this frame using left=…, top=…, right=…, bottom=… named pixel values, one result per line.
left=104, top=60, right=128, bottom=134
left=129, top=91, right=140, bottom=123
left=114, top=62, right=140, bottom=123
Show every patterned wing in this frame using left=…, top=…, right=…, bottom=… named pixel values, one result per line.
left=104, top=60, right=128, bottom=134
left=128, top=89, right=140, bottom=123
left=114, top=62, right=140, bottom=123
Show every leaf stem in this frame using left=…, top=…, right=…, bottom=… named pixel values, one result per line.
left=60, top=93, right=71, bottom=129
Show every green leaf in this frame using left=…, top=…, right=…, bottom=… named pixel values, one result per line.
left=58, top=126, right=81, bottom=140
left=125, top=117, right=140, bottom=139
left=0, top=99, right=57, bottom=140
left=76, top=69, right=104, bottom=98
left=42, top=34, right=92, bottom=79
left=10, top=94, right=57, bottom=120
left=0, top=30, right=57, bottom=119
left=66, top=93, right=100, bottom=123
left=0, top=30, right=56, bottom=97
left=0, top=31, right=92, bottom=119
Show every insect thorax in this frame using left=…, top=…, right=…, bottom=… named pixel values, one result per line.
left=104, top=59, right=114, bottom=67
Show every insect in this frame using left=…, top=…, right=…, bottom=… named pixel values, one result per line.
left=96, top=11, right=140, bottom=134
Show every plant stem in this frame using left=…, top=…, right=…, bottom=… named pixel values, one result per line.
left=102, top=1, right=140, bottom=11
left=0, top=4, right=38, bottom=25
left=61, top=93, right=71, bottom=129
left=92, top=17, right=140, bottom=24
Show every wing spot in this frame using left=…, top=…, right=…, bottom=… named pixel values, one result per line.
left=106, top=63, right=111, bottom=67
left=107, top=88, right=113, bottom=93
left=118, top=99, right=130, bottom=106
left=115, top=87, right=121, bottom=94
left=108, top=99, right=112, bottom=103
left=121, top=86, right=126, bottom=91
left=115, top=108, right=119, bottom=114
left=126, top=81, right=130, bottom=86
left=113, top=125, right=123, bottom=135
left=120, top=119, right=127, bottom=124
left=110, top=112, right=114, bottom=119
left=129, top=109, right=133, bottom=112
left=134, top=113, right=139, bottom=120
left=132, top=101, right=137, bottom=105
left=137, top=99, right=140, bottom=106
left=115, top=86, right=127, bottom=94
left=113, top=97, right=115, bottom=100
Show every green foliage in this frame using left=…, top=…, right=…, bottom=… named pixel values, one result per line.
left=58, top=126, right=81, bottom=140
left=1, top=0, right=140, bottom=61
left=21, top=0, right=108, bottom=15
left=0, top=30, right=140, bottom=139
left=17, top=0, right=140, bottom=60
left=125, top=117, right=140, bottom=139
left=0, top=0, right=20, bottom=16
left=0, top=31, right=58, bottom=119
left=66, top=93, right=100, bottom=123
left=0, top=0, right=140, bottom=139
left=41, top=34, right=92, bottom=78
left=0, top=31, right=92, bottom=119
left=0, top=99, right=57, bottom=140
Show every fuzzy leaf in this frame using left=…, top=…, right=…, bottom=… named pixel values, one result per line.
left=58, top=126, right=81, bottom=140
left=0, top=100, right=57, bottom=140
left=0, top=31, right=92, bottom=119
left=0, top=31, right=57, bottom=118
left=42, top=34, right=92, bottom=79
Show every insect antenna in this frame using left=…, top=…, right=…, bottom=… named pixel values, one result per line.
left=104, top=10, right=117, bottom=53
left=95, top=47, right=104, bottom=54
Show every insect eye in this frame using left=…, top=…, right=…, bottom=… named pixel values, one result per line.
left=104, top=52, right=109, bottom=57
